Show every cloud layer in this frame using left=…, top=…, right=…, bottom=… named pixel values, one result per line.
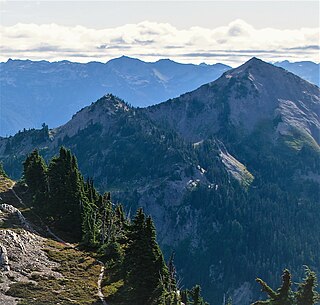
left=0, top=20, right=319, bottom=65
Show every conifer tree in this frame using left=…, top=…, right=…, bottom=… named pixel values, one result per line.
left=98, top=192, right=112, bottom=244
left=296, top=267, right=320, bottom=305
left=253, top=270, right=294, bottom=305
left=189, top=285, right=209, bottom=305
left=0, top=162, right=8, bottom=178
left=125, top=209, right=170, bottom=304
left=226, top=297, right=233, bottom=305
left=23, top=149, right=48, bottom=209
left=168, top=252, right=177, bottom=294
left=23, top=149, right=47, bottom=193
left=47, top=147, right=84, bottom=237
left=181, top=290, right=190, bottom=305
left=81, top=201, right=95, bottom=245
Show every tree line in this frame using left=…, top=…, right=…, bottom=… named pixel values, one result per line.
left=21, top=147, right=319, bottom=305
left=22, top=147, right=208, bottom=305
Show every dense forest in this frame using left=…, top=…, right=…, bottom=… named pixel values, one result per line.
left=19, top=147, right=319, bottom=304
left=22, top=147, right=210, bottom=305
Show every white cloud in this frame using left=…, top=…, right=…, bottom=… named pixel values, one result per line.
left=0, top=19, right=319, bottom=65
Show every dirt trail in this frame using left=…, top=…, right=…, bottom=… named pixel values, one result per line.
left=97, top=261, right=108, bottom=305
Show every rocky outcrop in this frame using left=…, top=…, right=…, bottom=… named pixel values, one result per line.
left=0, top=204, right=35, bottom=233
left=0, top=244, right=9, bottom=271
left=0, top=203, right=61, bottom=304
left=219, top=148, right=254, bottom=187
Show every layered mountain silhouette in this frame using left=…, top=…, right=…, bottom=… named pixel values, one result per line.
left=0, top=58, right=319, bottom=305
left=1, top=57, right=319, bottom=137
left=0, top=56, right=230, bottom=136
left=275, top=60, right=320, bottom=87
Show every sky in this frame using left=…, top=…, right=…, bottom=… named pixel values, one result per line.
left=0, top=1, right=319, bottom=66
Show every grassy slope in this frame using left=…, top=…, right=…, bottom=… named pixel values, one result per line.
left=7, top=240, right=102, bottom=305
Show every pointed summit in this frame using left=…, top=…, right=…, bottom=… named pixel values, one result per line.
left=245, top=56, right=264, bottom=64
left=227, top=57, right=280, bottom=77
left=54, top=94, right=131, bottom=140
left=147, top=57, right=320, bottom=144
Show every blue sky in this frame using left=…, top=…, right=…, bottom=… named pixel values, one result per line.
left=0, top=1, right=319, bottom=65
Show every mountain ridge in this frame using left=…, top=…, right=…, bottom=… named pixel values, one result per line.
left=0, top=56, right=231, bottom=136
left=1, top=56, right=319, bottom=137
left=0, top=57, right=319, bottom=305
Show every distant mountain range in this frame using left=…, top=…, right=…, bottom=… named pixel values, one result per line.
left=0, top=57, right=230, bottom=136
left=274, top=60, right=319, bottom=87
left=1, top=57, right=319, bottom=304
left=0, top=56, right=319, bottom=136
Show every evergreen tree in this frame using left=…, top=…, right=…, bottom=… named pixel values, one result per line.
left=296, top=267, right=320, bottom=305
left=47, top=147, right=84, bottom=238
left=181, top=290, right=190, bottom=305
left=23, top=149, right=47, bottom=194
left=23, top=149, right=48, bottom=209
left=98, top=192, right=112, bottom=245
left=252, top=268, right=320, bottom=305
left=168, top=252, right=177, bottom=294
left=81, top=199, right=100, bottom=246
left=189, top=285, right=209, bottom=305
left=253, top=270, right=293, bottom=305
left=226, top=297, right=233, bottom=305
left=0, top=162, right=8, bottom=178
left=125, top=209, right=170, bottom=304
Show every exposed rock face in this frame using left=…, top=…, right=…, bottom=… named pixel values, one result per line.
left=0, top=244, right=9, bottom=271
left=0, top=204, right=35, bottom=233
left=0, top=205, right=61, bottom=305
left=219, top=148, right=254, bottom=187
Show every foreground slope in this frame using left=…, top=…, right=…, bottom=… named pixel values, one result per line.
left=0, top=58, right=319, bottom=304
left=0, top=178, right=103, bottom=305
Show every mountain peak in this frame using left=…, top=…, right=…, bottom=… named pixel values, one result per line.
left=95, top=94, right=129, bottom=110
left=107, top=55, right=145, bottom=65
left=236, top=57, right=274, bottom=71
left=246, top=56, right=263, bottom=64
left=224, top=56, right=300, bottom=82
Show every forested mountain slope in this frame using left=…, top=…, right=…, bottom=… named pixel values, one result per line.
left=0, top=58, right=319, bottom=305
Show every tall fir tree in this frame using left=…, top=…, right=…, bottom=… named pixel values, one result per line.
left=189, top=285, right=209, bottom=305
left=47, top=147, right=84, bottom=238
left=23, top=149, right=48, bottom=210
left=296, top=267, right=320, bottom=305
left=124, top=209, right=170, bottom=305
left=168, top=252, right=177, bottom=294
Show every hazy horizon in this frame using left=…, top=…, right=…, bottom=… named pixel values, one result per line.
left=0, top=1, right=319, bottom=66
left=2, top=55, right=320, bottom=68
